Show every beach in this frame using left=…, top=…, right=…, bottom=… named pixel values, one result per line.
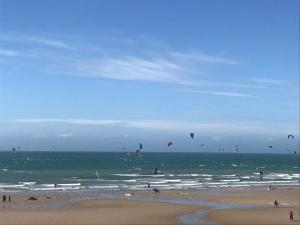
left=0, top=199, right=200, bottom=225
left=0, top=152, right=299, bottom=224
left=0, top=186, right=299, bottom=225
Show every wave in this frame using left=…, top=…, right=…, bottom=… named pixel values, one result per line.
left=113, top=174, right=165, bottom=177
left=220, top=179, right=240, bottom=182
left=89, top=185, right=120, bottom=189
left=18, top=182, right=36, bottom=185
left=219, top=174, right=237, bottom=178
left=0, top=184, right=26, bottom=188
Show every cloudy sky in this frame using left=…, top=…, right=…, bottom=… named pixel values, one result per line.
left=0, top=0, right=298, bottom=152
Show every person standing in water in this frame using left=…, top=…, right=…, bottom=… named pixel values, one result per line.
left=259, top=170, right=263, bottom=180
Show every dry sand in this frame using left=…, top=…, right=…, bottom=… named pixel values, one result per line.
left=0, top=186, right=299, bottom=225
left=204, top=186, right=300, bottom=225
left=206, top=207, right=300, bottom=225
left=0, top=198, right=200, bottom=225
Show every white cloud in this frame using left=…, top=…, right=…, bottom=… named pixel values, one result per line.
left=0, top=32, right=296, bottom=94
left=73, top=50, right=243, bottom=87
left=26, top=37, right=72, bottom=50
left=58, top=133, right=73, bottom=137
left=0, top=33, right=72, bottom=50
left=12, top=119, right=122, bottom=125
left=251, top=78, right=288, bottom=85
left=212, top=135, right=223, bottom=141
left=75, top=56, right=185, bottom=84
left=170, top=52, right=239, bottom=65
left=0, top=48, right=20, bottom=57
left=183, top=89, right=256, bottom=98
left=8, top=118, right=296, bottom=135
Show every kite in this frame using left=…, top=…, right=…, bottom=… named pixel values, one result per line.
left=288, top=135, right=294, bottom=139
left=167, top=142, right=173, bottom=147
left=139, top=143, right=143, bottom=150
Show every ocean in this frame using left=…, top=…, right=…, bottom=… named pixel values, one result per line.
left=0, top=152, right=299, bottom=193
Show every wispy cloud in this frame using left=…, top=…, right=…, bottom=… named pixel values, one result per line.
left=251, top=78, right=288, bottom=85
left=57, top=132, right=73, bottom=137
left=0, top=33, right=72, bottom=50
left=27, top=37, right=72, bottom=50
left=73, top=50, right=243, bottom=87
left=12, top=118, right=122, bottom=125
left=8, top=118, right=296, bottom=135
left=0, top=31, right=295, bottom=95
left=170, top=52, right=239, bottom=65
left=76, top=56, right=184, bottom=83
left=182, top=89, right=256, bottom=98
left=0, top=48, right=20, bottom=57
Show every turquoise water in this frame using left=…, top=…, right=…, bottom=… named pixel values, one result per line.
left=0, top=152, right=299, bottom=192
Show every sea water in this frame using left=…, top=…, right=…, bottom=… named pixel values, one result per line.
left=0, top=152, right=299, bottom=193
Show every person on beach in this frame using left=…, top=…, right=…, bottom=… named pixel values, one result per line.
left=289, top=211, right=294, bottom=221
left=153, top=188, right=160, bottom=194
left=8, top=195, right=11, bottom=202
left=274, top=200, right=279, bottom=207
left=268, top=184, right=272, bottom=190
left=2, top=195, right=6, bottom=202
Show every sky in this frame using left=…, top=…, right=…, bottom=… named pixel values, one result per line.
left=0, top=0, right=299, bottom=152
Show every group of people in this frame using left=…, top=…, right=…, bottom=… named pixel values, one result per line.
left=273, top=200, right=294, bottom=222
left=2, top=195, right=11, bottom=203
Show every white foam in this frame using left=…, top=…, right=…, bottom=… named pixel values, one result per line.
left=219, top=174, right=237, bottom=178
left=113, top=174, right=139, bottom=177
left=18, top=182, right=36, bottom=186
left=264, top=173, right=294, bottom=180
left=0, top=184, right=25, bottom=188
left=165, top=179, right=181, bottom=182
left=89, top=185, right=119, bottom=189
left=57, top=183, right=81, bottom=187
left=199, top=174, right=213, bottom=177
left=150, top=181, right=167, bottom=184
left=220, top=179, right=240, bottom=182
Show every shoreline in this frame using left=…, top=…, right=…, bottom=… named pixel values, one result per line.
left=0, top=186, right=299, bottom=225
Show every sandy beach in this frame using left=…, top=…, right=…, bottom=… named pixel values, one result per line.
left=0, top=186, right=299, bottom=225
left=0, top=198, right=200, bottom=225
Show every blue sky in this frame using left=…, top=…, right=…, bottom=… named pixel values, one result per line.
left=0, top=0, right=299, bottom=152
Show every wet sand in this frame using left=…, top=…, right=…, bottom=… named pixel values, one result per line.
left=0, top=186, right=299, bottom=225
left=206, top=207, right=300, bottom=225
left=0, top=198, right=201, bottom=225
